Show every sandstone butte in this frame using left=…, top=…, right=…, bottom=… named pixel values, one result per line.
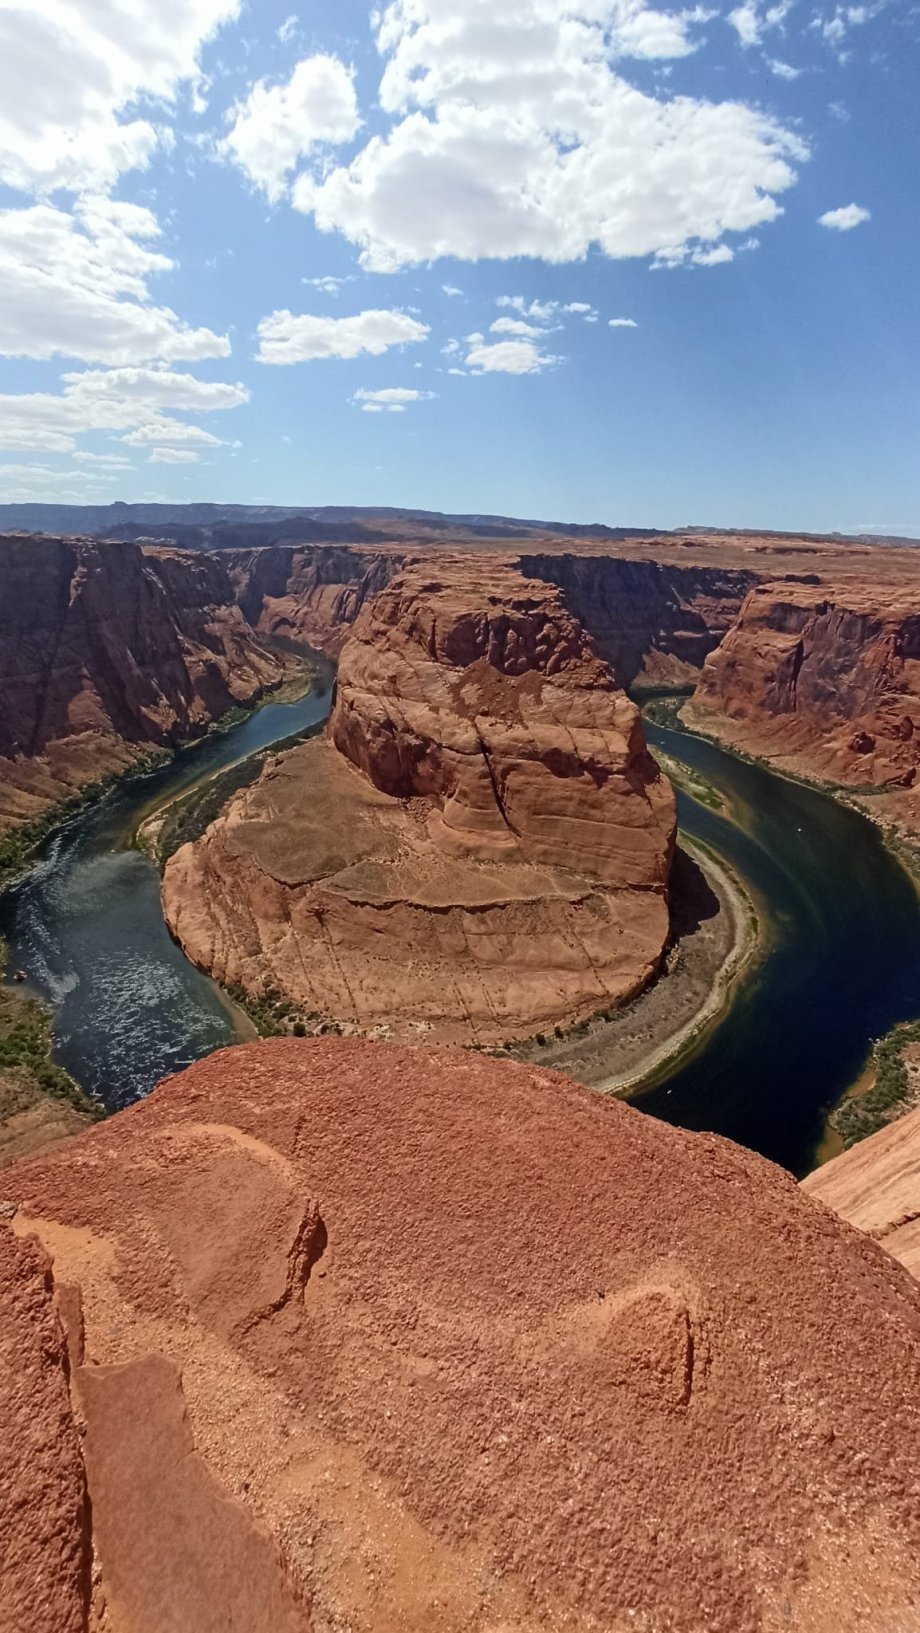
left=162, top=561, right=677, bottom=1043
left=0, top=533, right=284, bottom=838
left=4, top=1038, right=920, bottom=1633
left=687, top=577, right=920, bottom=840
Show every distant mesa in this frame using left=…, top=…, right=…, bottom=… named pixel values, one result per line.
left=162, top=560, right=676, bottom=1042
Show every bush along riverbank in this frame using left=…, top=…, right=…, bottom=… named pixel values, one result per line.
left=0, top=939, right=102, bottom=1158
left=832, top=1021, right=920, bottom=1147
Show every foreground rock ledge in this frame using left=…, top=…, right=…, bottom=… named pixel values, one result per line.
left=3, top=1038, right=920, bottom=1633
left=163, top=561, right=676, bottom=1043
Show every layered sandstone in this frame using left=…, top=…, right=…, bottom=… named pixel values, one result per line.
left=804, top=1102, right=920, bottom=1281
left=164, top=562, right=675, bottom=1042
left=226, top=543, right=402, bottom=655
left=4, top=1038, right=920, bottom=1632
left=688, top=579, right=920, bottom=834
left=0, top=534, right=284, bottom=838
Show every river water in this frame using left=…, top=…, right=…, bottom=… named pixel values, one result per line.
left=3, top=682, right=920, bottom=1173
left=0, top=680, right=332, bottom=1111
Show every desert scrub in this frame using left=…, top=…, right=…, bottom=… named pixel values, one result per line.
left=0, top=957, right=101, bottom=1119
left=833, top=1020, right=920, bottom=1147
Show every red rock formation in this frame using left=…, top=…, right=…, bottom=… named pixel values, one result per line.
left=803, top=1102, right=920, bottom=1281
left=688, top=580, right=920, bottom=829
left=518, top=552, right=757, bottom=686
left=0, top=534, right=285, bottom=837
left=164, top=561, right=675, bottom=1042
left=226, top=542, right=403, bottom=655
left=4, top=1038, right=920, bottom=1632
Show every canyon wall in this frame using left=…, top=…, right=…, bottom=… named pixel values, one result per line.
left=517, top=552, right=757, bottom=687
left=688, top=580, right=920, bottom=833
left=4, top=1037, right=920, bottom=1633
left=0, top=534, right=284, bottom=837
left=224, top=543, right=404, bottom=654
left=163, top=561, right=675, bottom=1042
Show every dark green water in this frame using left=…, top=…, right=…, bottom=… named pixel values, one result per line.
left=3, top=681, right=919, bottom=1174
left=0, top=679, right=332, bottom=1111
left=640, top=714, right=920, bottom=1175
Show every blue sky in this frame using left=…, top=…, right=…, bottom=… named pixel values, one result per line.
left=0, top=0, right=916, bottom=532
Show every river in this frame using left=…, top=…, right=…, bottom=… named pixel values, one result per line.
left=3, top=682, right=920, bottom=1173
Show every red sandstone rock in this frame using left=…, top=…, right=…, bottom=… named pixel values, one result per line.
left=688, top=579, right=920, bottom=831
left=3, top=1038, right=920, bottom=1631
left=803, top=1102, right=920, bottom=1281
left=164, top=561, right=675, bottom=1042
left=0, top=533, right=284, bottom=838
left=227, top=542, right=402, bottom=655
left=0, top=1227, right=88, bottom=1633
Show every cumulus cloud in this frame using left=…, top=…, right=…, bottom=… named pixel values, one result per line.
left=256, top=308, right=430, bottom=363
left=0, top=199, right=230, bottom=366
left=221, top=55, right=360, bottom=201
left=728, top=0, right=793, bottom=47
left=0, top=366, right=248, bottom=455
left=291, top=0, right=805, bottom=272
left=465, top=338, right=559, bottom=374
left=0, top=0, right=239, bottom=194
left=442, top=283, right=463, bottom=296
left=818, top=202, right=871, bottom=230
left=490, top=317, right=545, bottom=338
left=72, top=451, right=133, bottom=467
left=352, top=386, right=435, bottom=412
left=609, top=316, right=638, bottom=327
left=303, top=274, right=355, bottom=294
left=149, top=447, right=200, bottom=463
left=121, top=419, right=225, bottom=447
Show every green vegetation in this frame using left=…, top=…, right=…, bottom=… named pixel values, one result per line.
left=0, top=940, right=102, bottom=1121
left=833, top=1020, right=920, bottom=1147
left=225, top=982, right=340, bottom=1039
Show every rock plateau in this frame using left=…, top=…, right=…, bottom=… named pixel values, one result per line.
left=4, top=1038, right=920, bottom=1633
left=163, top=561, right=676, bottom=1042
left=688, top=579, right=920, bottom=837
left=0, top=533, right=284, bottom=839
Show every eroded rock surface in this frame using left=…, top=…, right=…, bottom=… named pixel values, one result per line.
left=4, top=1038, right=920, bottom=1632
left=804, top=1102, right=920, bottom=1281
left=688, top=579, right=920, bottom=834
left=0, top=534, right=284, bottom=838
left=164, top=561, right=675, bottom=1042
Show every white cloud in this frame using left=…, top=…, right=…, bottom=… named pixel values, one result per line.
left=303, top=274, right=355, bottom=294
left=465, top=338, right=559, bottom=374
left=728, top=2, right=763, bottom=44
left=769, top=57, right=802, bottom=76
left=221, top=55, right=360, bottom=201
left=442, top=283, right=464, bottom=296
left=352, top=386, right=435, bottom=412
left=441, top=337, right=461, bottom=354
left=256, top=307, right=430, bottom=363
left=121, top=419, right=224, bottom=447
left=73, top=451, right=133, bottom=467
left=0, top=0, right=240, bottom=194
left=496, top=295, right=560, bottom=324
left=563, top=301, right=593, bottom=314
left=0, top=199, right=230, bottom=366
left=818, top=202, right=870, bottom=231
left=490, top=316, right=545, bottom=338
left=149, top=447, right=201, bottom=463
left=292, top=0, right=805, bottom=272
left=0, top=367, right=247, bottom=455
left=278, top=14, right=299, bottom=43
left=609, top=316, right=638, bottom=327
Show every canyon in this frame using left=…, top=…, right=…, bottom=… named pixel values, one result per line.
left=0, top=534, right=285, bottom=842
left=688, top=577, right=920, bottom=842
left=162, top=560, right=676, bottom=1043
left=4, top=1036, right=920, bottom=1633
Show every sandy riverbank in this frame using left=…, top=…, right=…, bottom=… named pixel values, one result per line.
left=507, top=837, right=761, bottom=1097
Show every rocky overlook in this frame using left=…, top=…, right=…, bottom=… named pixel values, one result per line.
left=163, top=561, right=675, bottom=1042
left=688, top=579, right=920, bottom=837
left=0, top=534, right=284, bottom=838
left=4, top=1038, right=920, bottom=1633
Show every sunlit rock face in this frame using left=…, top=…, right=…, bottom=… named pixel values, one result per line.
left=164, top=560, right=676, bottom=1043
left=4, top=1037, right=920, bottom=1633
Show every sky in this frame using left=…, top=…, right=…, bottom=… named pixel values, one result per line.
left=0, top=0, right=917, bottom=533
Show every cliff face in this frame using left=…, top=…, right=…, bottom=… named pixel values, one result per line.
left=0, top=534, right=284, bottom=836
left=4, top=1037, right=920, bottom=1633
left=518, top=553, right=757, bottom=687
left=163, top=561, right=675, bottom=1042
left=804, top=1101, right=920, bottom=1281
left=225, top=543, right=403, bottom=655
left=688, top=582, right=920, bottom=824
